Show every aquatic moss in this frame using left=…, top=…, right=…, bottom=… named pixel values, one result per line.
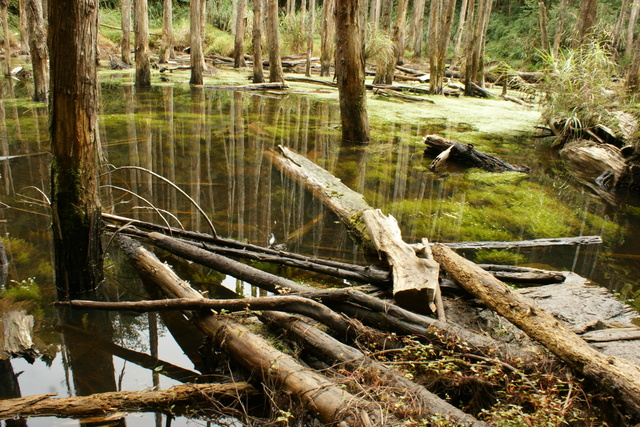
left=474, top=249, right=527, bottom=265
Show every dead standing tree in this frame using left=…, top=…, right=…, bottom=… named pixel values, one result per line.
left=335, top=0, right=370, bottom=143
left=48, top=0, right=103, bottom=298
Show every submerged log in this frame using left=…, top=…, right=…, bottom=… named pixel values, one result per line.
left=268, top=145, right=440, bottom=313
left=431, top=243, right=640, bottom=421
left=0, top=382, right=256, bottom=419
left=424, top=134, right=530, bottom=172
left=118, top=236, right=400, bottom=426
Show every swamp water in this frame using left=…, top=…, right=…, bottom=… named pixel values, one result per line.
left=0, top=76, right=639, bottom=426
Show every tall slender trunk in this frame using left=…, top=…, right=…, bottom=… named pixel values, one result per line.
left=320, top=0, right=336, bottom=76
left=429, top=0, right=457, bottom=94
left=25, top=0, right=48, bottom=102
left=453, top=0, right=469, bottom=61
left=627, top=0, right=640, bottom=56
left=613, top=0, right=630, bottom=50
left=305, top=0, right=316, bottom=77
left=393, top=0, right=408, bottom=64
left=121, top=0, right=132, bottom=64
left=538, top=1, right=549, bottom=51
left=552, top=0, right=568, bottom=57
left=335, top=0, right=370, bottom=144
left=1, top=2, right=11, bottom=76
left=18, top=0, right=28, bottom=54
left=252, top=0, right=264, bottom=82
left=410, top=0, right=426, bottom=57
left=134, top=0, right=151, bottom=87
left=234, top=0, right=247, bottom=67
left=48, top=0, right=103, bottom=299
left=160, top=0, right=173, bottom=63
left=266, top=0, right=284, bottom=82
left=190, top=0, right=205, bottom=84
left=464, top=0, right=493, bottom=95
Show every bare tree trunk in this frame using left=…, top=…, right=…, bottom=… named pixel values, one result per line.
left=121, top=0, right=132, bottom=64
left=160, top=0, right=173, bottom=63
left=48, top=0, right=103, bottom=298
left=392, top=0, right=408, bottom=64
left=305, top=0, right=315, bottom=76
left=626, top=27, right=640, bottom=91
left=627, top=0, right=640, bottom=56
left=452, top=0, right=469, bottom=61
left=613, top=0, right=629, bottom=50
left=429, top=0, right=457, bottom=94
left=18, top=0, right=28, bottom=53
left=576, top=0, right=598, bottom=46
left=266, top=0, right=284, bottom=82
left=134, top=0, right=151, bottom=87
left=320, top=0, right=335, bottom=76
left=25, top=0, right=48, bottom=102
left=410, top=0, right=426, bottom=57
left=372, top=0, right=394, bottom=84
left=369, top=0, right=381, bottom=31
left=233, top=0, right=247, bottom=67
left=538, top=1, right=549, bottom=51
left=1, top=1, right=11, bottom=76
left=190, top=0, right=205, bottom=84
left=552, top=0, right=568, bottom=57
left=335, top=0, right=370, bottom=144
left=252, top=0, right=264, bottom=82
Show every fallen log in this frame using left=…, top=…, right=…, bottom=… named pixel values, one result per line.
left=267, top=145, right=440, bottom=313
left=372, top=87, right=435, bottom=103
left=118, top=236, right=401, bottom=426
left=262, top=310, right=487, bottom=426
left=205, top=82, right=288, bottom=91
left=478, top=264, right=567, bottom=285
left=423, top=134, right=530, bottom=173
left=0, top=382, right=256, bottom=420
left=431, top=243, right=640, bottom=421
left=102, top=213, right=391, bottom=284
left=437, top=235, right=602, bottom=250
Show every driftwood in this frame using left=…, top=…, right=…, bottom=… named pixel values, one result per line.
left=0, top=382, right=256, bottom=419
left=438, top=235, right=602, bottom=250
left=431, top=243, right=640, bottom=421
left=118, top=236, right=401, bottom=426
left=1, top=310, right=36, bottom=362
left=267, top=145, right=440, bottom=313
left=262, top=311, right=487, bottom=426
left=424, top=134, right=530, bottom=173
left=478, top=264, right=567, bottom=285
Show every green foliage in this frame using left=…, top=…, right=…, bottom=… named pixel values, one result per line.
left=1, top=278, right=40, bottom=302
left=539, top=42, right=622, bottom=139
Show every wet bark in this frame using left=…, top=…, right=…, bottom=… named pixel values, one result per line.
left=335, top=0, right=370, bottom=143
left=25, top=0, right=48, bottom=102
left=159, top=0, right=174, bottom=63
left=134, top=0, right=151, bottom=87
left=252, top=0, right=264, bottom=83
left=392, top=0, right=408, bottom=64
left=48, top=0, right=104, bottom=299
left=431, top=243, right=640, bottom=421
left=266, top=0, right=284, bottom=82
left=121, top=0, right=132, bottom=64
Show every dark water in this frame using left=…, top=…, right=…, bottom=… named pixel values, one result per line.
left=1, top=76, right=639, bottom=425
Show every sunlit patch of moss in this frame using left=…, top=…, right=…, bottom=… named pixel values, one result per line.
left=1, top=278, right=44, bottom=317
left=474, top=249, right=527, bottom=265
left=466, top=170, right=528, bottom=186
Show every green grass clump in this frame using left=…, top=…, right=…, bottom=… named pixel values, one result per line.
left=1, top=278, right=40, bottom=302
left=474, top=249, right=527, bottom=265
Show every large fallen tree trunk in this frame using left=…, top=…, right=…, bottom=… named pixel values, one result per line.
left=423, top=134, right=530, bottom=172
left=0, top=382, right=257, bottom=419
left=431, top=243, right=640, bottom=421
left=118, top=236, right=400, bottom=426
left=267, top=145, right=440, bottom=313
left=437, top=235, right=602, bottom=250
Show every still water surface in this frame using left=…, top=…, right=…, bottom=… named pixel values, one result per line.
left=1, top=77, right=639, bottom=425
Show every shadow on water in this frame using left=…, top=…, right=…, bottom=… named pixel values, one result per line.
left=0, top=78, right=639, bottom=424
